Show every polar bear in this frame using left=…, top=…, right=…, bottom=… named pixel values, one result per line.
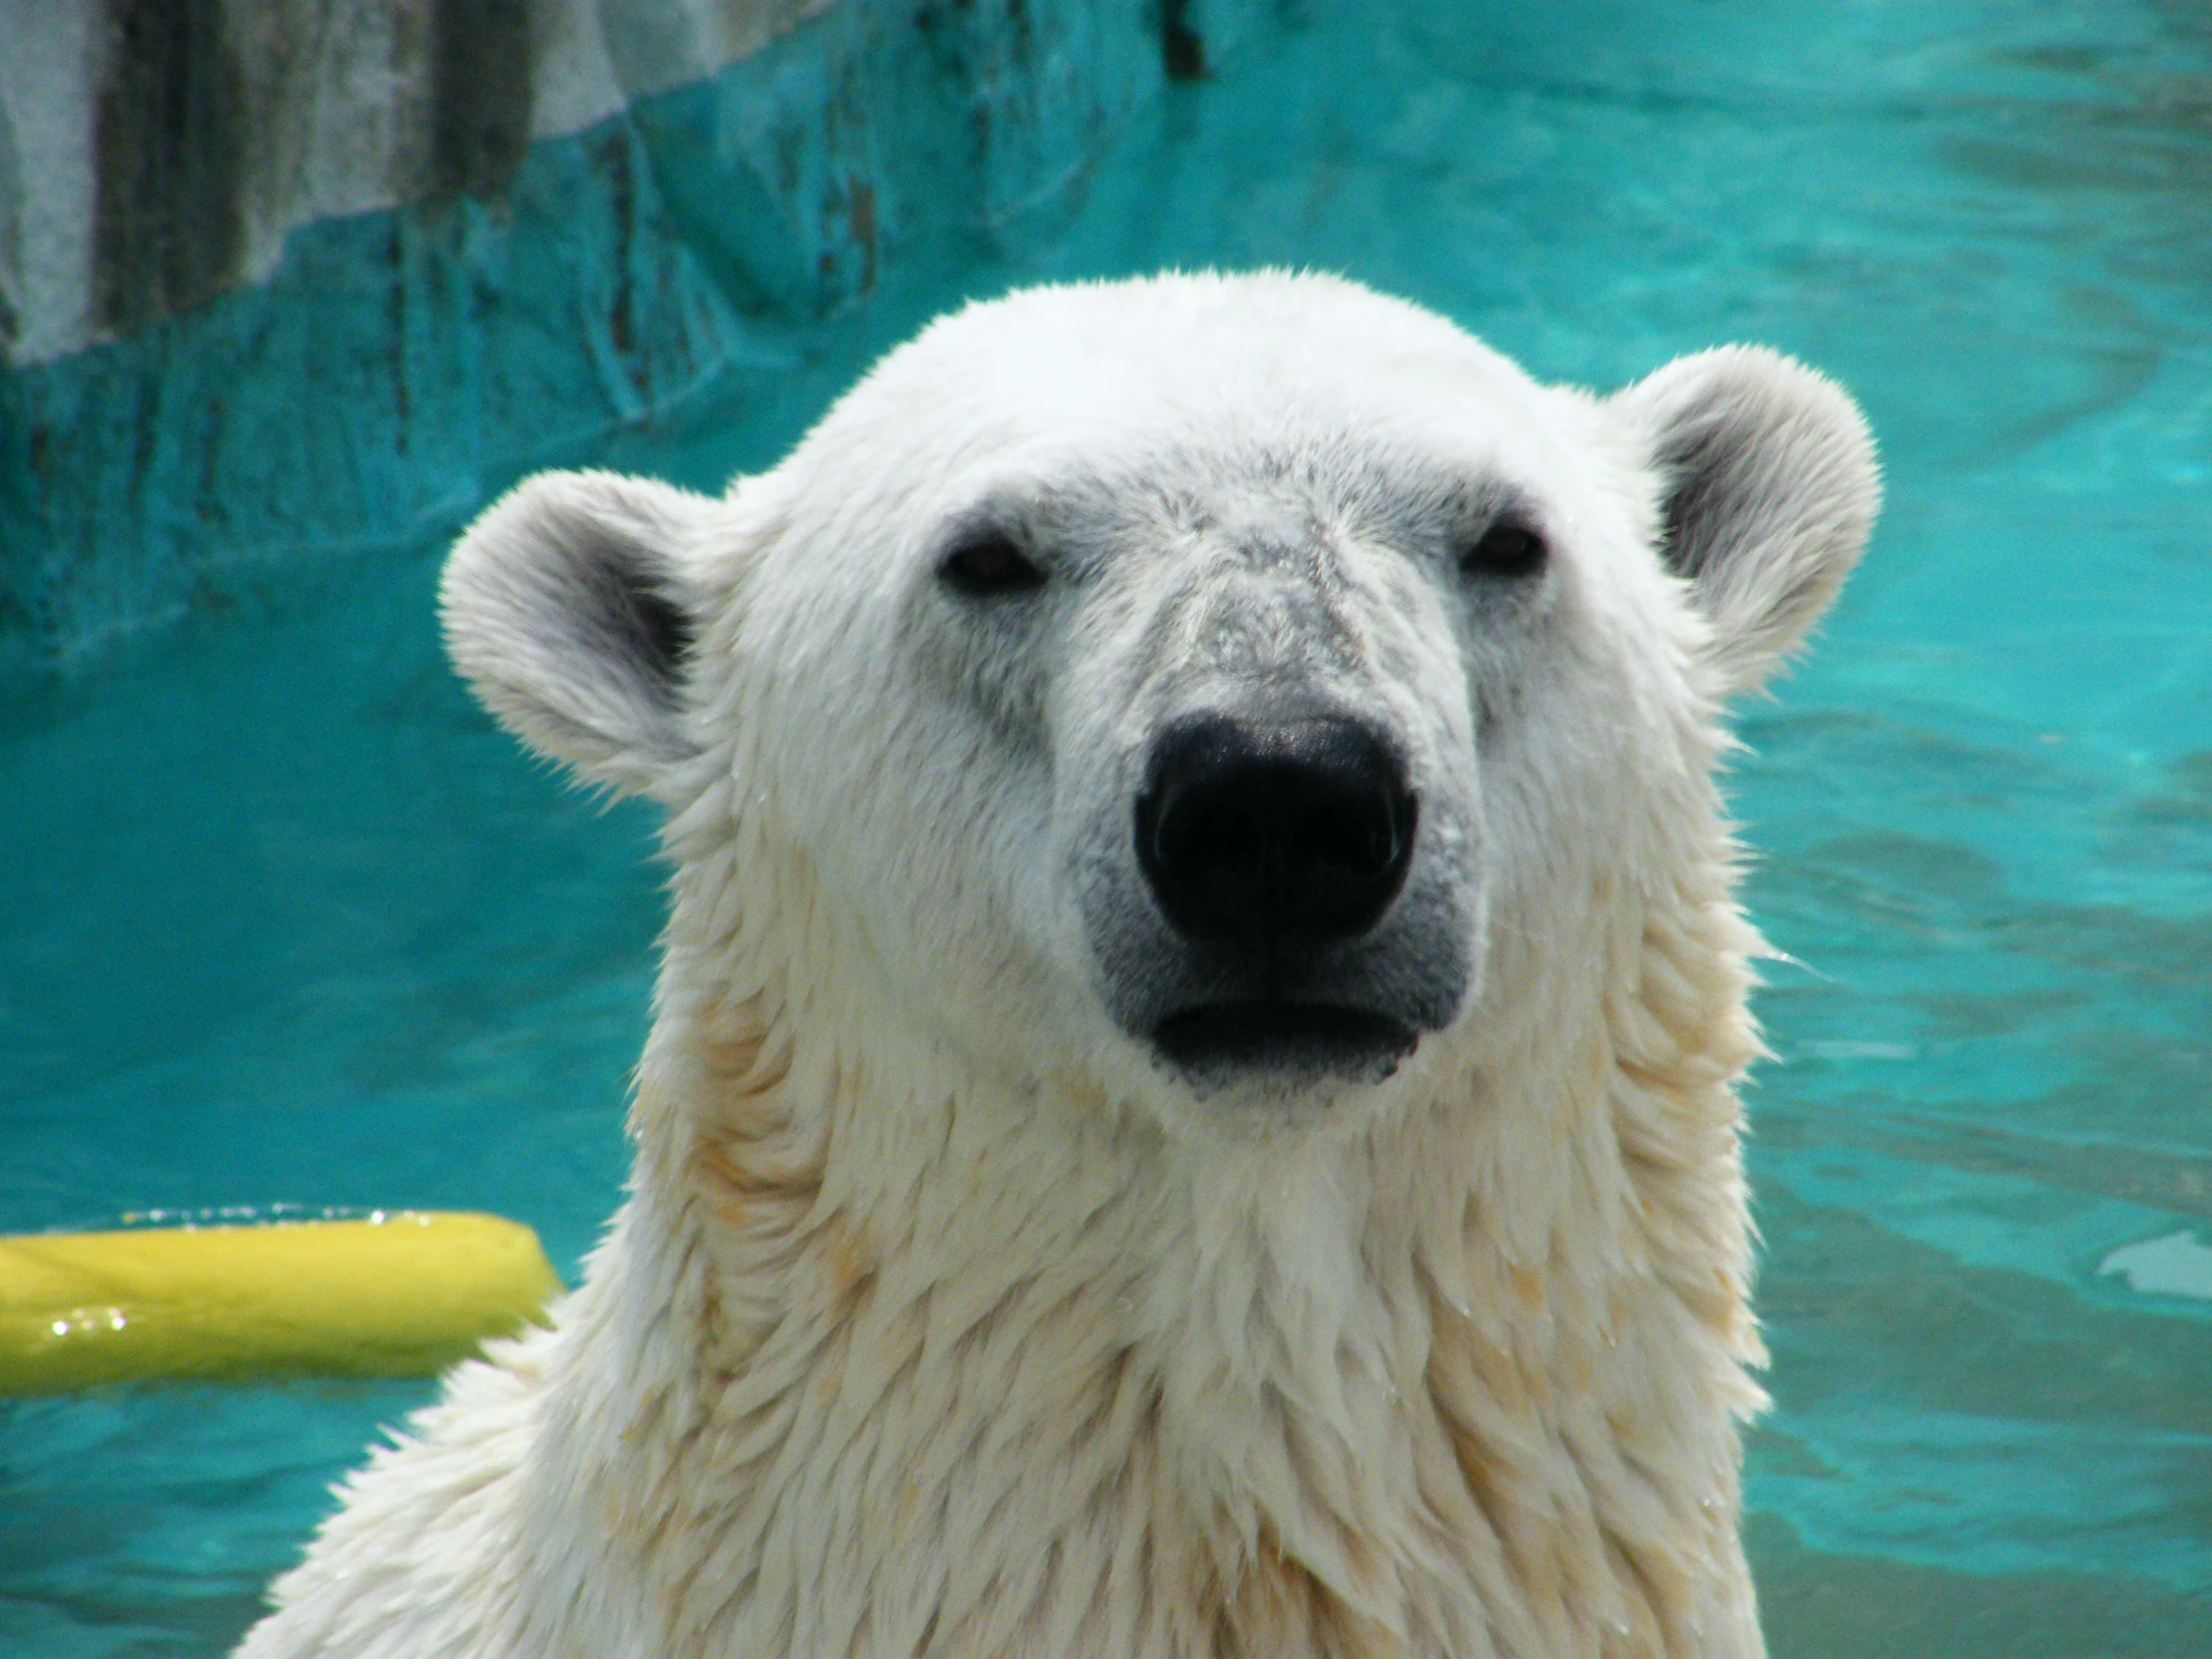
left=239, top=272, right=1876, bottom=1659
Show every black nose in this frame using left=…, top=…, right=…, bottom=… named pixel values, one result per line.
left=1135, top=714, right=1417, bottom=946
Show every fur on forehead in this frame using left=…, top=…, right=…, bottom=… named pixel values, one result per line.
left=791, top=273, right=1558, bottom=483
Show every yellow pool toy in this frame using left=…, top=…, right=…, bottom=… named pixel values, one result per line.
left=0, top=1211, right=563, bottom=1394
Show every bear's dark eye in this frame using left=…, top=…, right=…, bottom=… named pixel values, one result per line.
left=939, top=532, right=1047, bottom=598
left=1458, top=523, right=1547, bottom=579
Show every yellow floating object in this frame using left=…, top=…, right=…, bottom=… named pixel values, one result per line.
left=0, top=1212, right=563, bottom=1394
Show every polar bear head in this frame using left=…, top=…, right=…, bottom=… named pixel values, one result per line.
left=443, top=273, right=1875, bottom=1138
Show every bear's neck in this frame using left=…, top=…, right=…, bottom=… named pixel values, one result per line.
left=526, top=829, right=1768, bottom=1658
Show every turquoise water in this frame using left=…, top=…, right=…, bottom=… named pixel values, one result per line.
left=6, top=2, right=2212, bottom=1653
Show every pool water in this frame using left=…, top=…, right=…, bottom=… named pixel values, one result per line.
left=6, top=1, right=2211, bottom=1653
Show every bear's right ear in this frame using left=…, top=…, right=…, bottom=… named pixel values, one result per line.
left=441, top=469, right=719, bottom=801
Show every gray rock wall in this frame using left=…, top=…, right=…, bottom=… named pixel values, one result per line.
left=0, top=0, right=1256, bottom=678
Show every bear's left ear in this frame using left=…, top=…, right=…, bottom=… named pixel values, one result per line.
left=441, top=469, right=721, bottom=802
left=1610, top=345, right=1880, bottom=696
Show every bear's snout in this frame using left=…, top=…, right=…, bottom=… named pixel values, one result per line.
left=1134, top=710, right=1415, bottom=946
left=1115, top=708, right=1438, bottom=1087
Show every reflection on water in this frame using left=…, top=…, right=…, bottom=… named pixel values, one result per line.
left=2100, top=1231, right=2212, bottom=1300
left=4, top=1, right=2210, bottom=1653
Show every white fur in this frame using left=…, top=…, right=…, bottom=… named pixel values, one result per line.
left=239, top=273, right=1877, bottom=1659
